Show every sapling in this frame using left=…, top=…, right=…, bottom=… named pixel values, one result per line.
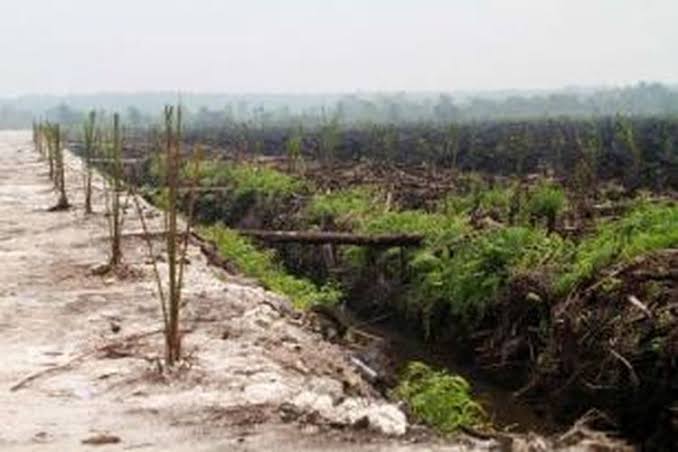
left=319, top=115, right=340, bottom=169
left=102, top=113, right=124, bottom=267
left=617, top=116, right=642, bottom=190
left=285, top=126, right=303, bottom=173
left=35, top=122, right=45, bottom=159
left=133, top=105, right=198, bottom=367
left=164, top=105, right=182, bottom=365
left=82, top=111, right=96, bottom=214
left=32, top=121, right=38, bottom=151
left=111, top=114, right=124, bottom=264
left=444, top=123, right=460, bottom=169
left=45, top=122, right=55, bottom=182
left=51, top=124, right=70, bottom=210
left=38, top=123, right=46, bottom=159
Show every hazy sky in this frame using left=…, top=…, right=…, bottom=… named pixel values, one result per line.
left=0, top=0, right=676, bottom=96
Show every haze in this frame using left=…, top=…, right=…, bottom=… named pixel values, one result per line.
left=1, top=0, right=676, bottom=96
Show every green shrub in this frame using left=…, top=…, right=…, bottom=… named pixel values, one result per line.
left=557, top=204, right=678, bottom=293
left=526, top=182, right=567, bottom=231
left=307, top=186, right=384, bottom=228
left=439, top=185, right=516, bottom=222
left=438, top=193, right=476, bottom=216
left=362, top=210, right=469, bottom=247
left=393, top=362, right=487, bottom=434
left=480, top=186, right=514, bottom=215
left=184, top=161, right=307, bottom=225
left=410, top=226, right=568, bottom=334
left=198, top=161, right=306, bottom=199
left=342, top=210, right=469, bottom=273
left=202, top=225, right=341, bottom=308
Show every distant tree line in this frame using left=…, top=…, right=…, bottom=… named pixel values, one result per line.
left=3, top=82, right=678, bottom=129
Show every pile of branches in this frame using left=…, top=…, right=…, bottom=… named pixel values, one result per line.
left=538, top=250, right=676, bottom=448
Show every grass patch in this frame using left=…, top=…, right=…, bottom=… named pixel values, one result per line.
left=307, top=186, right=385, bottom=228
left=362, top=210, right=469, bottom=246
left=198, top=161, right=306, bottom=199
left=438, top=185, right=517, bottom=222
left=342, top=210, right=470, bottom=274
left=393, top=362, right=487, bottom=434
left=170, top=160, right=308, bottom=225
left=202, top=225, right=341, bottom=309
left=525, top=182, right=567, bottom=231
left=151, top=158, right=306, bottom=199
left=557, top=203, right=678, bottom=293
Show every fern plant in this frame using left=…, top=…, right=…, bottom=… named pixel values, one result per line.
left=557, top=203, right=678, bottom=294
left=393, top=362, right=487, bottom=434
left=526, top=182, right=567, bottom=232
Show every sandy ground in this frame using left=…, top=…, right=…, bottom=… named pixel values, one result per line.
left=0, top=131, right=490, bottom=451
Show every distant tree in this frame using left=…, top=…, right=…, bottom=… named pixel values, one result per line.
left=572, top=122, right=601, bottom=214
left=383, top=125, right=399, bottom=162
left=285, top=126, right=304, bottom=173
left=659, top=122, right=678, bottom=189
left=126, top=106, right=144, bottom=127
left=318, top=114, right=341, bottom=168
left=444, top=123, right=461, bottom=169
left=433, top=95, right=459, bottom=122
left=47, top=103, right=82, bottom=126
left=615, top=115, right=642, bottom=190
left=549, top=121, right=567, bottom=176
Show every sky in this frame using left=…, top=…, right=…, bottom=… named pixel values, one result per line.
left=0, top=0, right=676, bottom=96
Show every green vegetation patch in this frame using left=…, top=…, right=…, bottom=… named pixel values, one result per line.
left=525, top=182, right=567, bottom=230
left=557, top=203, right=678, bottom=294
left=439, top=181, right=568, bottom=229
left=202, top=225, right=341, bottom=309
left=198, top=161, right=306, bottom=199
left=307, top=186, right=385, bottom=228
left=410, top=226, right=568, bottom=334
left=362, top=210, right=469, bottom=246
left=178, top=160, right=308, bottom=225
left=342, top=210, right=470, bottom=276
left=393, top=362, right=487, bottom=434
left=438, top=186, right=515, bottom=219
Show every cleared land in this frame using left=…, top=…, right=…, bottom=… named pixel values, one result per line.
left=0, top=131, right=486, bottom=451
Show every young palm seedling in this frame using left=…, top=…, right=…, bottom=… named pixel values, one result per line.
left=34, top=122, right=46, bottom=160
left=163, top=104, right=190, bottom=366
left=285, top=125, right=305, bottom=174
left=103, top=113, right=125, bottom=266
left=38, top=123, right=46, bottom=159
left=32, top=121, right=38, bottom=153
left=82, top=111, right=97, bottom=214
left=44, top=122, right=55, bottom=182
left=49, top=123, right=70, bottom=211
left=132, top=105, right=200, bottom=367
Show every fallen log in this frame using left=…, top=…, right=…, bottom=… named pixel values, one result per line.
left=236, top=229, right=425, bottom=247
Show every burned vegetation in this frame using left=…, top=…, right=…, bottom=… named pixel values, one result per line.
left=61, top=111, right=678, bottom=450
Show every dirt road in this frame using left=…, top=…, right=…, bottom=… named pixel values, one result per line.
left=0, top=131, right=487, bottom=451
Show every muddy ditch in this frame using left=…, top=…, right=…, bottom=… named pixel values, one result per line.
left=67, top=139, right=677, bottom=449
left=238, top=221, right=676, bottom=450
